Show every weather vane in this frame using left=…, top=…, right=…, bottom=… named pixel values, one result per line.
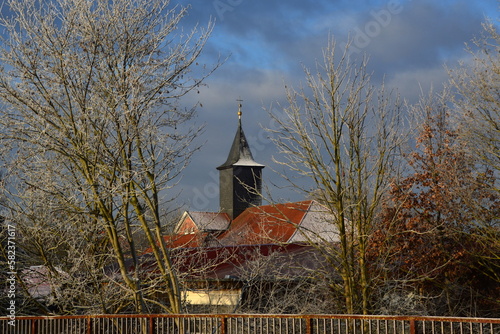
left=237, top=98, right=243, bottom=119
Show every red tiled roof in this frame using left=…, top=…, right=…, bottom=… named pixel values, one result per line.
left=143, top=200, right=337, bottom=254
left=219, top=201, right=313, bottom=245
left=163, top=233, right=206, bottom=248
left=135, top=200, right=339, bottom=281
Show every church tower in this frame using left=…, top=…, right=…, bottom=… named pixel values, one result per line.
left=217, top=105, right=265, bottom=219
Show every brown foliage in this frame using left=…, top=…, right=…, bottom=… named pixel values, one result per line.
left=368, top=106, right=500, bottom=316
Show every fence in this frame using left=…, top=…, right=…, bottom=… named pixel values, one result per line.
left=1, top=313, right=500, bottom=334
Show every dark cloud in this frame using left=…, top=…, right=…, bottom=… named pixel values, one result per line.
left=365, top=1, right=484, bottom=67
left=174, top=0, right=496, bottom=209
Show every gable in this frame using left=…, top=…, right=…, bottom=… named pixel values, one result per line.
left=175, top=211, right=231, bottom=235
left=176, top=213, right=198, bottom=234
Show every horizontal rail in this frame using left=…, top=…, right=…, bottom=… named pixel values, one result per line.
left=1, top=314, right=500, bottom=334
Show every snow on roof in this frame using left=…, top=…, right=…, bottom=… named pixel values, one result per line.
left=288, top=201, right=339, bottom=243
left=232, top=157, right=265, bottom=167
left=21, top=265, right=68, bottom=299
left=188, top=212, right=231, bottom=231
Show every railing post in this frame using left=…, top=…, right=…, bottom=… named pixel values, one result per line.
left=149, top=316, right=154, bottom=334
left=31, top=319, right=36, bottom=334
left=220, top=316, right=227, bottom=334
left=87, top=316, right=91, bottom=334
left=409, top=319, right=416, bottom=334
left=306, top=317, right=312, bottom=334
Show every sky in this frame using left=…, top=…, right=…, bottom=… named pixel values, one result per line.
left=173, top=0, right=498, bottom=212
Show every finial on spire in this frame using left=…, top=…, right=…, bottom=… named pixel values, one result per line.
left=237, top=98, right=243, bottom=119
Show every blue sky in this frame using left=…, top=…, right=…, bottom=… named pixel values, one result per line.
left=174, top=0, right=498, bottom=212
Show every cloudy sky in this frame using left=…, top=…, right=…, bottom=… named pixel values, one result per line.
left=174, top=0, right=498, bottom=212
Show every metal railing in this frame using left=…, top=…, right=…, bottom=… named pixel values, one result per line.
left=1, top=313, right=500, bottom=334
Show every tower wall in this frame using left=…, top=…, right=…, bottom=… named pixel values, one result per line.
left=232, top=166, right=263, bottom=219
left=219, top=168, right=234, bottom=218
left=219, top=166, right=263, bottom=219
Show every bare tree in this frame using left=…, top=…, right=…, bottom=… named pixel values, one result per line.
left=1, top=163, right=128, bottom=315
left=448, top=19, right=500, bottom=308
left=267, top=39, right=403, bottom=314
left=0, top=0, right=217, bottom=314
left=235, top=247, right=337, bottom=314
left=449, top=20, right=500, bottom=178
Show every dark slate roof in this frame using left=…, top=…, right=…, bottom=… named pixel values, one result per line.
left=217, top=117, right=264, bottom=170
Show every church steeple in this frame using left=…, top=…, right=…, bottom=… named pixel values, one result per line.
left=217, top=104, right=264, bottom=219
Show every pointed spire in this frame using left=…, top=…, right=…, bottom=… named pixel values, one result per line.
left=217, top=102, right=264, bottom=170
